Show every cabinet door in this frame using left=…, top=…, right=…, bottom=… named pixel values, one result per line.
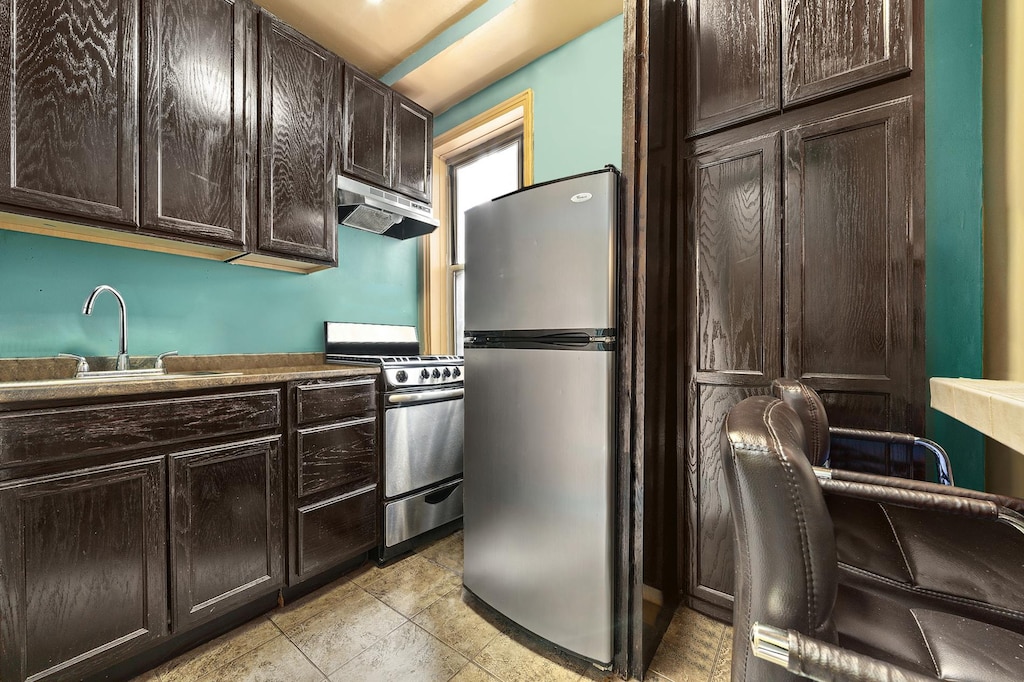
left=0, top=0, right=138, bottom=225
left=392, top=94, right=432, bottom=202
left=685, top=0, right=780, bottom=137
left=783, top=97, right=917, bottom=477
left=169, top=436, right=284, bottom=630
left=783, top=0, right=911, bottom=106
left=684, top=132, right=781, bottom=614
left=343, top=65, right=392, bottom=189
left=257, top=13, right=339, bottom=264
left=141, top=0, right=254, bottom=247
left=0, top=458, right=166, bottom=682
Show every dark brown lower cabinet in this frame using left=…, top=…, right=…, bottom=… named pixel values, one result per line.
left=169, top=435, right=284, bottom=630
left=0, top=457, right=167, bottom=682
left=294, top=485, right=376, bottom=581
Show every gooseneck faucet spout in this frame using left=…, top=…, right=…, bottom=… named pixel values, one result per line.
left=83, top=285, right=129, bottom=371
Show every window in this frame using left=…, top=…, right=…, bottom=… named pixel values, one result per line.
left=448, top=136, right=523, bottom=355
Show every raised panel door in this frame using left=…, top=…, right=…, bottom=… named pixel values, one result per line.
left=392, top=94, right=432, bottom=202
left=686, top=0, right=780, bottom=137
left=0, top=0, right=138, bottom=225
left=258, top=12, right=338, bottom=264
left=0, top=458, right=166, bottom=682
left=343, top=65, right=391, bottom=189
left=141, top=0, right=254, bottom=247
left=684, top=132, right=781, bottom=613
left=783, top=0, right=911, bottom=106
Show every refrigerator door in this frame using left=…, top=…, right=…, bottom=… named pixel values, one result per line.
left=464, top=169, right=617, bottom=334
left=463, top=345, right=614, bottom=664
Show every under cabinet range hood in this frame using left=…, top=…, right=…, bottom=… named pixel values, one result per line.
left=337, top=175, right=439, bottom=239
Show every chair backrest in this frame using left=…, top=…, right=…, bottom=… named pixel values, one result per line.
left=772, top=378, right=831, bottom=467
left=721, top=396, right=839, bottom=681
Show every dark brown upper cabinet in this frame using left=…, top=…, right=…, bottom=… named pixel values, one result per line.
left=254, top=11, right=339, bottom=266
left=783, top=0, right=911, bottom=106
left=343, top=65, right=391, bottom=189
left=0, top=0, right=139, bottom=226
left=685, top=0, right=780, bottom=137
left=392, top=94, right=433, bottom=203
left=140, top=0, right=255, bottom=248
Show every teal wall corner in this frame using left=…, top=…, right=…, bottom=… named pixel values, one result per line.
left=925, top=0, right=986, bottom=489
left=434, top=15, right=624, bottom=183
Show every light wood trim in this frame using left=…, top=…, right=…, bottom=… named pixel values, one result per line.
left=229, top=253, right=331, bottom=274
left=422, top=89, right=534, bottom=354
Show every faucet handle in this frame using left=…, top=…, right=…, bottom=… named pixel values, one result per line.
left=155, top=351, right=179, bottom=370
left=58, top=353, right=90, bottom=376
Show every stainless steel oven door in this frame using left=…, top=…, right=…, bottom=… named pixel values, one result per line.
left=384, top=387, right=464, bottom=498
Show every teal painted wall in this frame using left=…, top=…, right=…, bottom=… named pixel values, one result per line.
left=434, top=15, right=624, bottom=183
left=0, top=227, right=418, bottom=358
left=925, top=0, right=986, bottom=490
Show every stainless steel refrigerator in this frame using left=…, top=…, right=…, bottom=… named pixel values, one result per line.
left=462, top=167, right=617, bottom=665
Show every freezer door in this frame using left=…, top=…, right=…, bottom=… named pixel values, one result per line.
left=464, top=170, right=617, bottom=333
left=463, top=346, right=614, bottom=664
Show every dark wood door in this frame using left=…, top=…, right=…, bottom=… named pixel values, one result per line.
left=0, top=0, right=138, bottom=225
left=141, top=0, right=254, bottom=247
left=783, top=97, right=915, bottom=476
left=257, top=12, right=339, bottom=264
left=685, top=0, right=780, bottom=137
left=392, top=94, right=432, bottom=202
left=0, top=458, right=167, bottom=682
left=684, top=132, right=781, bottom=615
left=169, top=436, right=284, bottom=630
left=342, top=65, right=392, bottom=189
left=782, top=0, right=911, bottom=106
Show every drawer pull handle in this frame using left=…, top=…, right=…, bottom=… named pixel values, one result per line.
left=424, top=485, right=458, bottom=505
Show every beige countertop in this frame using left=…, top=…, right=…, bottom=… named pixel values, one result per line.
left=930, top=377, right=1024, bottom=454
left=0, top=352, right=378, bottom=404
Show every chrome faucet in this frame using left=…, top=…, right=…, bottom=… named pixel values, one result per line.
left=82, top=285, right=130, bottom=371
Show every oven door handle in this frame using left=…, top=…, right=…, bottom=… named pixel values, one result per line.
left=387, top=388, right=465, bottom=405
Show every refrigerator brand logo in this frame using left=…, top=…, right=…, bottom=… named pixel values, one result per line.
left=570, top=192, right=593, bottom=203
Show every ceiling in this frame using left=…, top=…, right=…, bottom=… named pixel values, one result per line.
left=254, top=0, right=622, bottom=114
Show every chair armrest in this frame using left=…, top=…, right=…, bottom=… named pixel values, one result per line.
left=751, top=623, right=935, bottom=682
left=829, top=427, right=954, bottom=486
left=822, top=467, right=1024, bottom=514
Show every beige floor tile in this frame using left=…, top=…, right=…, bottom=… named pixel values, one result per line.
left=328, top=621, right=467, bottom=682
left=648, top=608, right=727, bottom=682
left=418, top=530, right=464, bottom=575
left=199, top=635, right=325, bottom=682
left=581, top=665, right=620, bottom=681
left=363, top=553, right=463, bottom=617
left=474, top=633, right=585, bottom=682
left=413, top=587, right=505, bottom=659
left=451, top=662, right=502, bottom=681
left=128, top=671, right=159, bottom=682
left=155, top=617, right=280, bottom=682
left=269, top=577, right=362, bottom=632
left=709, top=629, right=733, bottom=682
left=285, top=588, right=407, bottom=675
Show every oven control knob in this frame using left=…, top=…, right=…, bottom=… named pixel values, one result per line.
left=431, top=368, right=441, bottom=379
left=395, top=370, right=408, bottom=383
left=442, top=368, right=452, bottom=378
left=420, top=369, right=430, bottom=380
left=453, top=367, right=461, bottom=378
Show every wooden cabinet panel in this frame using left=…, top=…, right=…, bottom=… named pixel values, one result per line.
left=686, top=0, right=780, bottom=136
left=0, top=389, right=281, bottom=470
left=257, top=12, right=339, bottom=264
left=296, top=377, right=376, bottom=425
left=343, top=65, right=391, bottom=189
left=783, top=97, right=913, bottom=477
left=392, top=94, right=433, bottom=202
left=297, top=417, right=376, bottom=498
left=294, top=485, right=376, bottom=582
left=0, top=457, right=166, bottom=682
left=820, top=390, right=915, bottom=478
left=169, top=436, right=284, bottom=630
left=0, top=0, right=138, bottom=225
left=141, top=0, right=254, bottom=247
left=783, top=0, right=911, bottom=106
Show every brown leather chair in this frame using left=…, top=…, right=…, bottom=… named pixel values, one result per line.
left=772, top=378, right=955, bottom=485
left=721, top=395, right=1024, bottom=681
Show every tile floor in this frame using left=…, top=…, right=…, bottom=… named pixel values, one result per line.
left=133, top=531, right=731, bottom=682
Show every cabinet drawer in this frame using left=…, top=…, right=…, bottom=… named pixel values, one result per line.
left=295, top=485, right=376, bottom=581
left=297, top=417, right=376, bottom=498
left=0, top=390, right=281, bottom=469
left=296, top=378, right=376, bottom=425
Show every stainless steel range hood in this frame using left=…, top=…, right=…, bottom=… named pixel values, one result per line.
left=337, top=175, right=439, bottom=239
